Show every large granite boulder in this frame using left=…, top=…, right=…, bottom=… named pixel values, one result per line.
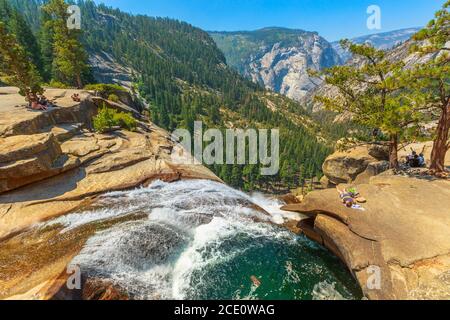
left=322, top=146, right=377, bottom=184
left=0, top=133, right=80, bottom=193
left=322, top=144, right=391, bottom=186
left=368, top=143, right=390, bottom=161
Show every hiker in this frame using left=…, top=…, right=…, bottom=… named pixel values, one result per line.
left=40, top=95, right=56, bottom=108
left=38, top=95, right=49, bottom=106
left=406, top=149, right=426, bottom=168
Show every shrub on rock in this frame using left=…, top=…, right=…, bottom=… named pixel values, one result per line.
left=93, top=104, right=137, bottom=133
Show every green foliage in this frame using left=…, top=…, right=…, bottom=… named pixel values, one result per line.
left=0, top=0, right=44, bottom=77
left=93, top=105, right=115, bottom=133
left=93, top=104, right=137, bottom=133
left=114, top=111, right=137, bottom=132
left=84, top=83, right=127, bottom=96
left=411, top=0, right=449, bottom=55
left=108, top=93, right=119, bottom=103
left=314, top=40, right=424, bottom=167
left=39, top=9, right=55, bottom=82
left=42, top=0, right=90, bottom=88
left=407, top=0, right=449, bottom=111
left=48, top=79, right=70, bottom=88
left=0, top=21, right=43, bottom=100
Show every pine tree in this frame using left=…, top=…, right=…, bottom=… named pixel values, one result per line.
left=313, top=40, right=422, bottom=169
left=0, top=0, right=43, bottom=76
left=230, top=165, right=243, bottom=189
left=43, top=0, right=89, bottom=88
left=280, top=160, right=294, bottom=189
left=8, top=9, right=43, bottom=75
left=220, top=164, right=232, bottom=183
left=39, top=9, right=54, bottom=82
left=409, top=1, right=449, bottom=173
left=0, top=21, right=43, bottom=101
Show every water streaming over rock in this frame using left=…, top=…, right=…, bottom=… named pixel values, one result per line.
left=43, top=179, right=362, bottom=300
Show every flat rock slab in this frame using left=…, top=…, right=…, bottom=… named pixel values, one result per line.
left=0, top=87, right=93, bottom=137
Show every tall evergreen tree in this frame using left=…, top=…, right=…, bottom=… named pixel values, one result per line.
left=43, top=0, right=89, bottom=88
left=409, top=1, right=449, bottom=173
left=38, top=9, right=54, bottom=82
left=0, top=0, right=43, bottom=76
left=313, top=40, right=422, bottom=169
left=0, top=21, right=43, bottom=101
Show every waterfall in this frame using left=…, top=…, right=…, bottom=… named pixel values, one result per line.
left=42, top=180, right=361, bottom=300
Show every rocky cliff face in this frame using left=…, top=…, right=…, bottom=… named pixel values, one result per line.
left=210, top=28, right=342, bottom=101
left=332, top=28, right=421, bottom=62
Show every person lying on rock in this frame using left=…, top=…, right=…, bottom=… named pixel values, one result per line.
left=336, top=187, right=366, bottom=209
left=337, top=187, right=356, bottom=208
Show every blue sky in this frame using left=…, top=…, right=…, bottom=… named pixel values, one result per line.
left=94, top=0, right=443, bottom=41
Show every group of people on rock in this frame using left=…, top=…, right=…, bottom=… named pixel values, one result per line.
left=28, top=94, right=53, bottom=111
left=406, top=150, right=426, bottom=168
left=27, top=92, right=82, bottom=111
left=336, top=148, right=428, bottom=211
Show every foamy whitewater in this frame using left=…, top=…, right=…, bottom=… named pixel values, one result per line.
left=42, top=180, right=361, bottom=300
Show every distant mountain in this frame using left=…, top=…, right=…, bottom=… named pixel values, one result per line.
left=332, top=27, right=422, bottom=62
left=210, top=27, right=342, bottom=102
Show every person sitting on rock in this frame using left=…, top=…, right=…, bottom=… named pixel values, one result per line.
left=38, top=95, right=49, bottom=106
left=407, top=151, right=419, bottom=167
left=418, top=153, right=426, bottom=167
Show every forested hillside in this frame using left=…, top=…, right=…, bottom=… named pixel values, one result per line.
left=1, top=0, right=353, bottom=191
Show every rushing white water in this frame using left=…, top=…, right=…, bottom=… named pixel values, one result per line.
left=41, top=179, right=360, bottom=300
